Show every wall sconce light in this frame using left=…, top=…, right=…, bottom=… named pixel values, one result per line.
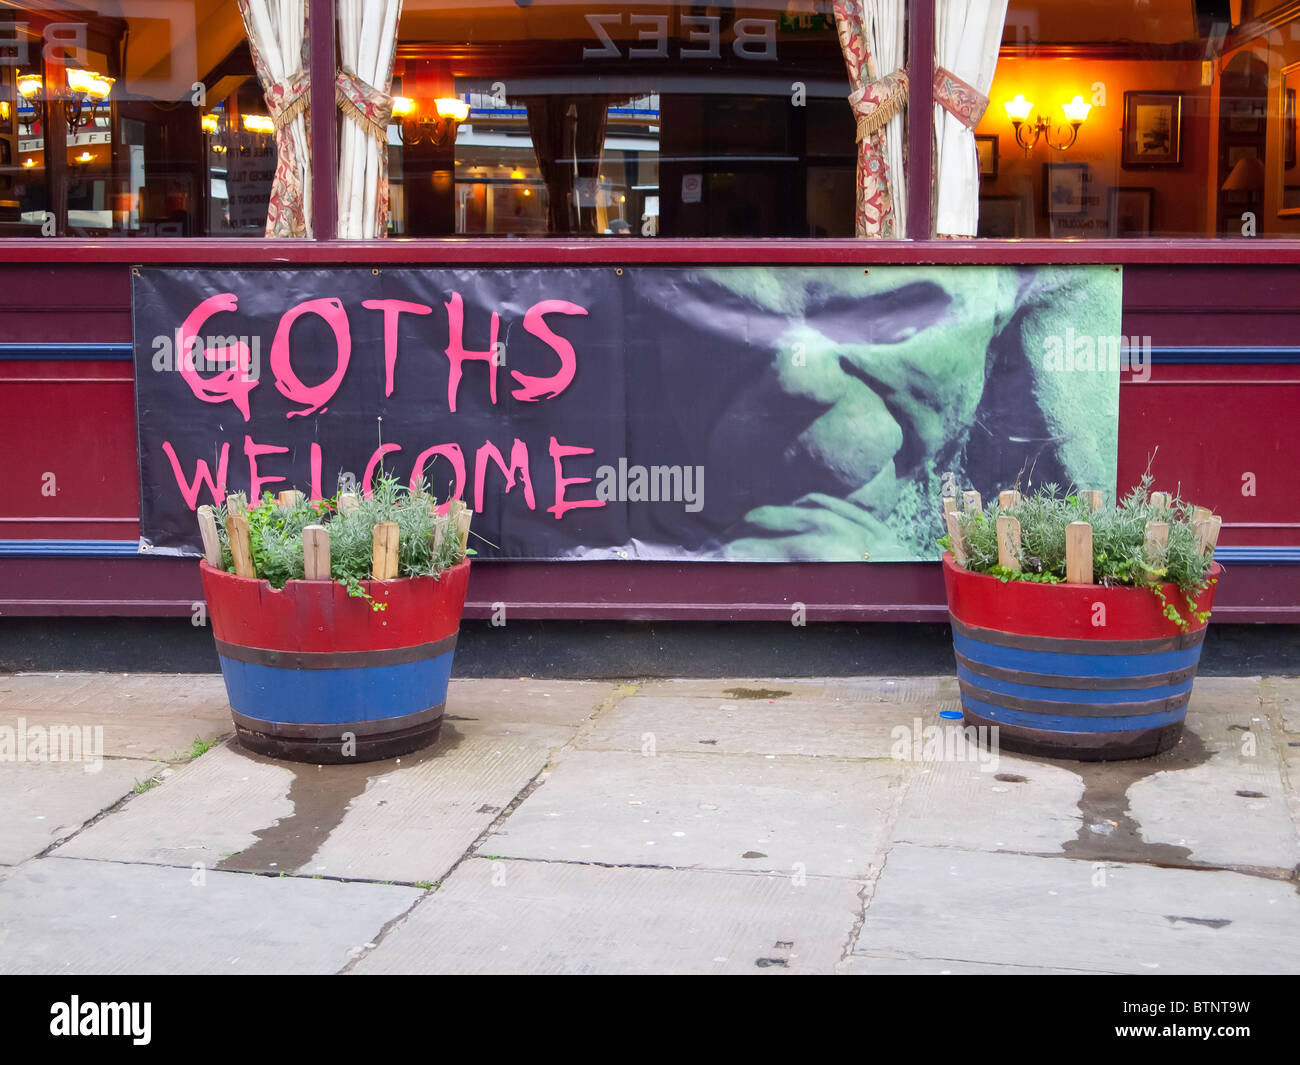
left=1005, top=94, right=1091, bottom=154
left=241, top=114, right=274, bottom=134
left=16, top=67, right=115, bottom=135
left=201, top=112, right=220, bottom=135
left=394, top=94, right=469, bottom=148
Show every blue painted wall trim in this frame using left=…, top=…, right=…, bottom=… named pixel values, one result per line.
left=0, top=342, right=132, bottom=361
left=0, top=540, right=141, bottom=558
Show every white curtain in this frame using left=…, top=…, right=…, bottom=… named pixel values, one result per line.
left=867, top=0, right=907, bottom=236
left=337, top=0, right=403, bottom=239
left=934, top=0, right=1009, bottom=237
left=238, top=0, right=312, bottom=237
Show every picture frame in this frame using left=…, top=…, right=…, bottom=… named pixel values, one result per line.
left=1281, top=64, right=1300, bottom=216
left=1107, top=186, right=1154, bottom=237
left=1043, top=161, right=1087, bottom=217
left=977, top=194, right=1022, bottom=237
left=1286, top=87, right=1297, bottom=170
left=975, top=134, right=998, bottom=180
left=1122, top=91, right=1183, bottom=168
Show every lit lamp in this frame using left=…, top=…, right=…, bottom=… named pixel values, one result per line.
left=1005, top=93, right=1091, bottom=154
left=1221, top=154, right=1266, bottom=192
left=200, top=113, right=220, bottom=135
left=64, top=67, right=114, bottom=134
left=393, top=89, right=469, bottom=147
left=15, top=67, right=115, bottom=134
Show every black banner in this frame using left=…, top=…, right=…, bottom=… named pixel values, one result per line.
left=132, top=265, right=1121, bottom=561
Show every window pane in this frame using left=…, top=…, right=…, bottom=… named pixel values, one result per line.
left=972, top=0, right=1300, bottom=238
left=0, top=2, right=283, bottom=237
left=363, top=1, right=889, bottom=238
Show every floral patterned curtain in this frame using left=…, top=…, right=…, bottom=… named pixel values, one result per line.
left=832, top=0, right=908, bottom=238
left=237, top=0, right=312, bottom=238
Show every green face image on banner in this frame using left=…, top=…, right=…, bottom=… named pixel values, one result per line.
left=635, top=264, right=1124, bottom=562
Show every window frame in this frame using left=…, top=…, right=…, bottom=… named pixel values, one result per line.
left=10, top=0, right=1300, bottom=262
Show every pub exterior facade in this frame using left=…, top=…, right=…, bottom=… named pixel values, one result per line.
left=1, top=0, right=1296, bottom=640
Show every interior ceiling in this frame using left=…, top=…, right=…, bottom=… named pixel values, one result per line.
left=1005, top=0, right=1199, bottom=45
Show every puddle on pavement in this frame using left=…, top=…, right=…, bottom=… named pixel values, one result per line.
left=1059, top=728, right=1210, bottom=866
left=216, top=724, right=464, bottom=875
left=722, top=687, right=792, bottom=700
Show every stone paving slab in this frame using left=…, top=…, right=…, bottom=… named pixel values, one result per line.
left=441, top=678, right=615, bottom=747
left=1128, top=703, right=1300, bottom=869
left=580, top=693, right=938, bottom=759
left=53, top=743, right=295, bottom=869
left=56, top=733, right=549, bottom=883
left=355, top=857, right=862, bottom=974
left=890, top=752, right=1084, bottom=854
left=0, top=673, right=231, bottom=761
left=301, top=735, right=550, bottom=883
left=853, top=845, right=1300, bottom=975
left=0, top=856, right=419, bottom=975
left=844, top=957, right=1095, bottom=975
left=0, top=759, right=164, bottom=866
left=632, top=676, right=957, bottom=708
left=486, top=749, right=903, bottom=877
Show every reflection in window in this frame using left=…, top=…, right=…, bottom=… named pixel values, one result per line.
left=382, top=2, right=867, bottom=238
left=0, top=2, right=279, bottom=237
left=972, top=0, right=1300, bottom=238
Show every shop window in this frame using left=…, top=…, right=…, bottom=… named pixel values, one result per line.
left=350, top=1, right=904, bottom=239
left=971, top=0, right=1300, bottom=238
left=0, top=2, right=286, bottom=237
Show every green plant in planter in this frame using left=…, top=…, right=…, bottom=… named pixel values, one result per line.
left=939, top=476, right=1219, bottom=631
left=212, top=475, right=470, bottom=610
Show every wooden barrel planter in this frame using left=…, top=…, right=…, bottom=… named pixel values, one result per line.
left=942, top=552, right=1221, bottom=761
left=199, top=560, right=471, bottom=763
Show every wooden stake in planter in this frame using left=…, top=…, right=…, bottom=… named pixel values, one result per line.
left=455, top=507, right=473, bottom=552
left=277, top=490, right=304, bottom=507
left=196, top=505, right=222, bottom=567
left=372, top=521, right=399, bottom=580
left=303, top=524, right=330, bottom=580
left=998, top=489, right=1021, bottom=509
left=1065, top=521, right=1093, bottom=584
left=996, top=514, right=1021, bottom=572
left=1192, top=505, right=1212, bottom=524
left=1150, top=491, right=1169, bottom=513
left=224, top=494, right=255, bottom=578
left=1080, top=490, right=1104, bottom=512
left=942, top=495, right=960, bottom=520
left=1195, top=514, right=1223, bottom=557
left=337, top=491, right=360, bottom=515
left=962, top=490, right=982, bottom=513
left=945, top=511, right=966, bottom=566
left=1144, top=520, right=1169, bottom=583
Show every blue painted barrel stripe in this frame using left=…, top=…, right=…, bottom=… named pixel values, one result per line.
left=956, top=664, right=1194, bottom=706
left=217, top=651, right=454, bottom=724
left=959, top=693, right=1186, bottom=734
left=952, top=632, right=1203, bottom=678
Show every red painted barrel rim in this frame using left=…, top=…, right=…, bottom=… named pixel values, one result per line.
left=200, top=559, right=471, bottom=653
left=942, top=552, right=1221, bottom=641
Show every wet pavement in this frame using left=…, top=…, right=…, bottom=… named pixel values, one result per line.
left=1, top=672, right=1298, bottom=974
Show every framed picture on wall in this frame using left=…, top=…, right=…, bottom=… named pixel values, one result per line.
left=1123, top=91, right=1183, bottom=167
left=1044, top=162, right=1087, bottom=216
left=1286, top=88, right=1297, bottom=170
left=975, top=135, right=998, bottom=179
left=1108, top=186, right=1154, bottom=237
